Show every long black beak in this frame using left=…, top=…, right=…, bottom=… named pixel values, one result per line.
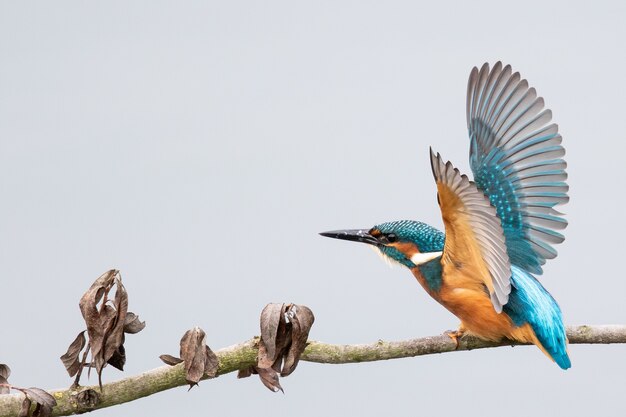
left=319, top=229, right=379, bottom=245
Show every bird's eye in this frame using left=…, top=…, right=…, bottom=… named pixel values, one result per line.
left=386, top=233, right=397, bottom=243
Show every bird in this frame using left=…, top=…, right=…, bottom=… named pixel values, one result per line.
left=320, top=62, right=571, bottom=369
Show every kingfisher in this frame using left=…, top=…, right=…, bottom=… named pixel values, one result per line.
left=321, top=62, right=571, bottom=369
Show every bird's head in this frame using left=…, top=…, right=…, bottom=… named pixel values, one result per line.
left=320, top=220, right=445, bottom=268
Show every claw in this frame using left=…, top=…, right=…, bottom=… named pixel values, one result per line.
left=445, top=328, right=466, bottom=349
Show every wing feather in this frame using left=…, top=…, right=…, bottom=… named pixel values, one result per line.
left=430, top=149, right=512, bottom=312
left=467, top=62, right=568, bottom=274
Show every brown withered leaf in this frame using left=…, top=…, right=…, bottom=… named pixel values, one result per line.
left=63, top=269, right=145, bottom=387
left=78, top=271, right=118, bottom=374
left=23, top=387, right=56, bottom=417
left=102, top=276, right=129, bottom=370
left=23, top=388, right=56, bottom=408
left=78, top=270, right=129, bottom=388
left=18, top=397, right=31, bottom=417
left=237, top=367, right=254, bottom=378
left=159, top=354, right=183, bottom=366
left=107, top=343, right=126, bottom=371
left=274, top=313, right=292, bottom=365
left=255, top=342, right=284, bottom=392
left=204, top=346, right=219, bottom=378
left=281, top=304, right=315, bottom=376
left=0, top=364, right=10, bottom=394
left=177, top=327, right=218, bottom=387
left=255, top=304, right=289, bottom=392
left=259, top=303, right=284, bottom=361
left=251, top=303, right=315, bottom=392
left=32, top=403, right=53, bottom=417
left=256, top=338, right=280, bottom=372
left=180, top=327, right=206, bottom=387
left=236, top=362, right=282, bottom=393
left=256, top=367, right=283, bottom=393
left=123, top=312, right=146, bottom=334
left=60, top=331, right=86, bottom=377
left=0, top=378, right=9, bottom=395
left=0, top=364, right=10, bottom=380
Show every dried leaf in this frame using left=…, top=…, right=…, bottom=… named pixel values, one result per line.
left=0, top=364, right=10, bottom=380
left=78, top=270, right=118, bottom=382
left=159, top=355, right=183, bottom=366
left=204, top=346, right=219, bottom=378
left=123, top=312, right=146, bottom=334
left=60, top=331, right=87, bottom=377
left=0, top=377, right=9, bottom=395
left=0, top=364, right=10, bottom=395
left=237, top=367, right=254, bottom=379
left=78, top=270, right=130, bottom=387
left=180, top=327, right=210, bottom=387
left=62, top=270, right=145, bottom=387
left=23, top=388, right=56, bottom=409
left=32, top=403, right=53, bottom=417
left=256, top=304, right=289, bottom=392
left=21, top=387, right=57, bottom=417
left=256, top=367, right=283, bottom=393
left=237, top=363, right=282, bottom=392
left=102, top=277, right=129, bottom=369
left=256, top=340, right=274, bottom=370
left=259, top=303, right=284, bottom=361
left=251, top=303, right=315, bottom=392
left=107, top=343, right=126, bottom=371
left=281, top=304, right=315, bottom=376
left=274, top=313, right=292, bottom=361
left=18, top=397, right=31, bottom=417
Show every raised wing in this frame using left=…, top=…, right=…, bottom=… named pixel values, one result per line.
left=467, top=62, right=568, bottom=275
left=430, top=149, right=511, bottom=313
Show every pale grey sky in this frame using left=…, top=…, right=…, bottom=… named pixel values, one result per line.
left=1, top=1, right=625, bottom=416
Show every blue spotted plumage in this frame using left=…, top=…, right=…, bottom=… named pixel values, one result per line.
left=321, top=62, right=571, bottom=369
left=467, top=63, right=569, bottom=274
left=377, top=220, right=444, bottom=260
left=376, top=221, right=445, bottom=291
left=366, top=219, right=570, bottom=369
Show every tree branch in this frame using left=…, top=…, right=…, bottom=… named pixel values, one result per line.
left=1, top=324, right=623, bottom=417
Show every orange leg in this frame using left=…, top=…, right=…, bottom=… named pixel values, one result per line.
left=445, top=324, right=466, bottom=349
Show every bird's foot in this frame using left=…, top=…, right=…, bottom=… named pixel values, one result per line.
left=445, top=329, right=465, bottom=349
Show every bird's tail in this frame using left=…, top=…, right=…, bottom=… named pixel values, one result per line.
left=508, top=266, right=571, bottom=370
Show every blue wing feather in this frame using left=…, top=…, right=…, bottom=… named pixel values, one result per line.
left=505, top=265, right=571, bottom=369
left=467, top=63, right=568, bottom=274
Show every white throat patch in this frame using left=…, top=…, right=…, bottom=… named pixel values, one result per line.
left=410, top=251, right=443, bottom=265
left=370, top=246, right=400, bottom=268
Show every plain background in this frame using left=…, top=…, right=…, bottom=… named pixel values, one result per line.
left=1, top=1, right=624, bottom=416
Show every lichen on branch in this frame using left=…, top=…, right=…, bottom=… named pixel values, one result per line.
left=1, top=324, right=625, bottom=417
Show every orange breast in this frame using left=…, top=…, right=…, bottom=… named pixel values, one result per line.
left=411, top=267, right=542, bottom=346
